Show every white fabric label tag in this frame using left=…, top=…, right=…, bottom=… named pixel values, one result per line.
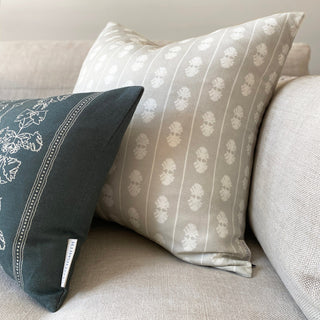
left=61, top=239, right=78, bottom=288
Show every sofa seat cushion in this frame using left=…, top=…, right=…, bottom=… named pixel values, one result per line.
left=0, top=220, right=305, bottom=320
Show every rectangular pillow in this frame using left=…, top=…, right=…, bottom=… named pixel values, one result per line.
left=0, top=86, right=143, bottom=311
left=74, top=12, right=304, bottom=277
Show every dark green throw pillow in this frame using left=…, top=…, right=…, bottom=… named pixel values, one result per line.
left=0, top=87, right=143, bottom=312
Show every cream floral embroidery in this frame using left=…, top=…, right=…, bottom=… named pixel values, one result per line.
left=241, top=73, right=255, bottom=96
left=0, top=96, right=70, bottom=185
left=154, top=195, right=170, bottom=223
left=128, top=207, right=140, bottom=229
left=0, top=96, right=70, bottom=253
left=198, top=37, right=213, bottom=51
left=141, top=98, right=157, bottom=123
left=160, top=158, right=176, bottom=186
left=216, top=211, right=229, bottom=238
left=128, top=170, right=143, bottom=196
left=165, top=46, right=182, bottom=60
left=182, top=223, right=199, bottom=251
left=151, top=67, right=167, bottom=88
left=209, top=77, right=225, bottom=102
left=220, top=175, right=232, bottom=201
left=133, top=133, right=149, bottom=160
left=253, top=43, right=268, bottom=66
left=262, top=18, right=278, bottom=35
left=224, top=139, right=237, bottom=165
left=167, top=122, right=183, bottom=148
left=188, top=183, right=204, bottom=211
left=220, top=47, right=238, bottom=69
left=185, top=57, right=203, bottom=77
left=230, top=27, right=245, bottom=40
left=231, top=105, right=244, bottom=130
left=194, top=147, right=209, bottom=174
left=174, top=87, right=191, bottom=111
left=201, top=111, right=216, bottom=136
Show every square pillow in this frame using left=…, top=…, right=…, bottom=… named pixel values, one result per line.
left=74, top=12, right=303, bottom=277
left=0, top=86, right=143, bottom=311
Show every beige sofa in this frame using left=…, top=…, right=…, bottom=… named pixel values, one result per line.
left=0, top=41, right=317, bottom=320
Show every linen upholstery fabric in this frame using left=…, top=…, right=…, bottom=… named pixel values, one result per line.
left=249, top=76, right=320, bottom=319
left=0, top=221, right=307, bottom=320
left=0, top=87, right=143, bottom=311
left=0, top=41, right=91, bottom=100
left=74, top=13, right=304, bottom=277
left=0, top=41, right=310, bottom=101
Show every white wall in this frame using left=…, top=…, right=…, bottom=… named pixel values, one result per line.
left=0, top=0, right=318, bottom=73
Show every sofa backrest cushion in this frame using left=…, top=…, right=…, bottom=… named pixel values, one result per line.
left=0, top=41, right=92, bottom=100
left=0, top=41, right=310, bottom=101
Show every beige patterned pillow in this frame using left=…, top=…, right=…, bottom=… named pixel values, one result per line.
left=74, top=12, right=304, bottom=277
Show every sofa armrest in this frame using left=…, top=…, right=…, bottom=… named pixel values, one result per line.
left=249, top=75, right=320, bottom=319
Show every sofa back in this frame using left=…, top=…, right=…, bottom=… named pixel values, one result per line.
left=0, top=41, right=91, bottom=100
left=0, top=41, right=311, bottom=100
